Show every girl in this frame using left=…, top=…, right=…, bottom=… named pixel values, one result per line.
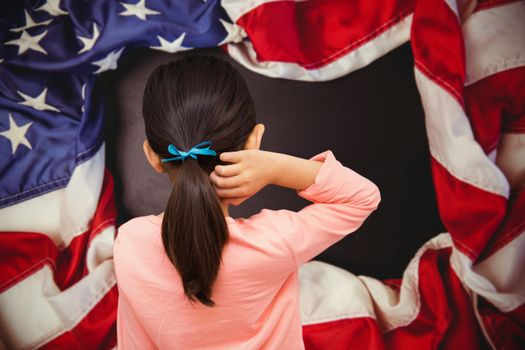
left=114, top=55, right=381, bottom=349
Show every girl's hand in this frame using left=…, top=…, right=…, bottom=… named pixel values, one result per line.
left=210, top=150, right=322, bottom=206
left=210, top=150, right=276, bottom=206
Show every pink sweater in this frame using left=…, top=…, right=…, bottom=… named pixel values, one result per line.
left=114, top=150, right=381, bottom=349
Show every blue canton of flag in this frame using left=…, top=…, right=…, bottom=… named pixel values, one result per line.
left=0, top=0, right=243, bottom=207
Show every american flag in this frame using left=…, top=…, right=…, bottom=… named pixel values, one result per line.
left=0, top=0, right=524, bottom=349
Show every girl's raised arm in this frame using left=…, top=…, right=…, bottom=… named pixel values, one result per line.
left=210, top=150, right=323, bottom=205
left=211, top=150, right=381, bottom=267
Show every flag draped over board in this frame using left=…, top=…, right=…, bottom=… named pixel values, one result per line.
left=0, top=0, right=524, bottom=349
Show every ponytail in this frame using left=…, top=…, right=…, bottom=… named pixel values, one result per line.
left=161, top=160, right=228, bottom=307
left=142, top=55, right=257, bottom=306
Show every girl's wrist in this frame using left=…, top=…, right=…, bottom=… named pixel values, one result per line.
left=269, top=153, right=321, bottom=190
left=264, top=151, right=285, bottom=186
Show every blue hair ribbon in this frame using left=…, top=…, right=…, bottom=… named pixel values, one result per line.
left=161, top=141, right=217, bottom=163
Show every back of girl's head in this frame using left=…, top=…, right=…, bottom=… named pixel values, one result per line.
left=142, top=55, right=256, bottom=307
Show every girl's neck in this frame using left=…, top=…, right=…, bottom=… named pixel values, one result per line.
left=221, top=202, right=230, bottom=218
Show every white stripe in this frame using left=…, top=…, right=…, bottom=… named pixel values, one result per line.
left=226, top=14, right=412, bottom=82
left=86, top=226, right=116, bottom=273
left=0, top=266, right=62, bottom=350
left=299, top=233, right=454, bottom=330
left=0, top=143, right=105, bottom=249
left=360, top=233, right=453, bottom=331
left=463, top=1, right=525, bottom=86
left=414, top=68, right=509, bottom=197
left=222, top=0, right=307, bottom=22
left=487, top=148, right=497, bottom=163
left=0, top=257, right=116, bottom=349
left=299, top=261, right=376, bottom=325
left=472, top=293, right=498, bottom=350
left=451, top=230, right=525, bottom=312
left=444, top=0, right=460, bottom=18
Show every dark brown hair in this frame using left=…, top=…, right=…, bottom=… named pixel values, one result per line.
left=142, top=55, right=256, bottom=306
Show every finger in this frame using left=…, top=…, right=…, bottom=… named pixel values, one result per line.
left=214, top=163, right=241, bottom=177
left=210, top=172, right=242, bottom=189
left=219, top=151, right=244, bottom=163
left=214, top=187, right=248, bottom=198
left=210, top=172, right=227, bottom=188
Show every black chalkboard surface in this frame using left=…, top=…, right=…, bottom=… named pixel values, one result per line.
left=100, top=43, right=445, bottom=279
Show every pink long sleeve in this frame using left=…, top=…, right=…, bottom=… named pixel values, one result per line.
left=240, top=150, right=381, bottom=268
left=114, top=150, right=380, bottom=349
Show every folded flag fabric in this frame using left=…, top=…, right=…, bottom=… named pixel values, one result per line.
left=0, top=0, right=523, bottom=349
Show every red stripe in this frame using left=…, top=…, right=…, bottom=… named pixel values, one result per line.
left=464, top=66, right=525, bottom=151
left=474, top=0, right=523, bottom=12
left=0, top=169, right=116, bottom=291
left=40, top=285, right=118, bottom=350
left=303, top=317, right=385, bottom=350
left=55, top=168, right=116, bottom=289
left=506, top=117, right=525, bottom=134
left=385, top=247, right=488, bottom=349
left=236, top=0, right=414, bottom=69
left=411, top=0, right=465, bottom=106
left=480, top=187, right=525, bottom=260
left=477, top=295, right=525, bottom=349
left=0, top=232, right=58, bottom=292
left=430, top=158, right=507, bottom=260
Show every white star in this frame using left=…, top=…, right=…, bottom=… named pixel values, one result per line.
left=10, top=10, right=52, bottom=32
left=91, top=47, right=124, bottom=74
left=150, top=33, right=192, bottom=53
left=17, top=88, right=60, bottom=112
left=5, top=30, right=48, bottom=55
left=77, top=23, right=100, bottom=54
left=0, top=113, right=33, bottom=155
left=81, top=83, right=86, bottom=113
left=218, top=19, right=247, bottom=46
left=36, top=0, right=68, bottom=16
left=119, top=0, right=161, bottom=21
